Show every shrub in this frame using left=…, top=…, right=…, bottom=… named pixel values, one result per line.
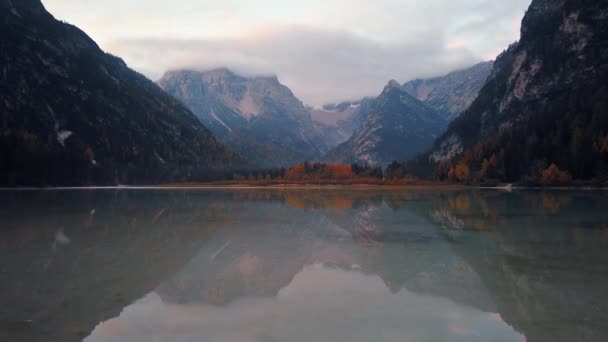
left=541, top=163, right=572, bottom=186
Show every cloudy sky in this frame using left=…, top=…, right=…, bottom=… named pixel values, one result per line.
left=42, top=0, right=531, bottom=106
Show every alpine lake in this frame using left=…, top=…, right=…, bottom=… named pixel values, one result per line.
left=1, top=188, right=607, bottom=342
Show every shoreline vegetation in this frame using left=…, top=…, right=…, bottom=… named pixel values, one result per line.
left=3, top=183, right=606, bottom=191
left=2, top=162, right=607, bottom=189
left=186, top=161, right=608, bottom=189
left=160, top=182, right=606, bottom=190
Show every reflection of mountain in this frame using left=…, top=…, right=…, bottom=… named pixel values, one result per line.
left=2, top=189, right=608, bottom=342
left=156, top=202, right=324, bottom=306
left=92, top=263, right=523, bottom=342
left=429, top=191, right=608, bottom=342
left=0, top=190, right=240, bottom=342
left=155, top=190, right=496, bottom=312
left=153, top=189, right=608, bottom=342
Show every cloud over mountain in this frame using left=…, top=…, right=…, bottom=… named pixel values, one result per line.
left=44, top=0, right=531, bottom=105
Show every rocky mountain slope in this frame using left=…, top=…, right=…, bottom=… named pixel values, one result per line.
left=159, top=69, right=327, bottom=167
left=308, top=98, right=375, bottom=148
left=401, top=61, right=493, bottom=121
left=324, top=81, right=446, bottom=166
left=413, top=0, right=608, bottom=183
left=0, top=0, right=242, bottom=186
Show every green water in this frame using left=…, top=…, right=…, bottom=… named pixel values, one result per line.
left=1, top=189, right=607, bottom=341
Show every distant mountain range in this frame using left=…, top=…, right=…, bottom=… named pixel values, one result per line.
left=402, top=61, right=493, bottom=121
left=3, top=0, right=602, bottom=185
left=308, top=98, right=375, bottom=147
left=0, top=0, right=495, bottom=186
left=159, top=69, right=327, bottom=167
left=323, top=62, right=493, bottom=166
left=323, top=81, right=446, bottom=166
left=0, top=0, right=242, bottom=186
left=161, top=63, right=492, bottom=168
left=411, top=0, right=608, bottom=183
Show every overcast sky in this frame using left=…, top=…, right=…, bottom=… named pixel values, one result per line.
left=42, top=0, right=531, bottom=106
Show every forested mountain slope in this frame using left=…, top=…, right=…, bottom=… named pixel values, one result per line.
left=0, top=0, right=242, bottom=186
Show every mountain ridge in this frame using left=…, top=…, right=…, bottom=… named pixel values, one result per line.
left=324, top=80, right=446, bottom=166
left=159, top=68, right=328, bottom=167
left=409, top=0, right=608, bottom=183
left=0, top=0, right=242, bottom=186
left=321, top=61, right=494, bottom=166
left=401, top=61, right=493, bottom=121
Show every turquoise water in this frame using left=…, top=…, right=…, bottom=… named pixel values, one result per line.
left=1, top=189, right=607, bottom=341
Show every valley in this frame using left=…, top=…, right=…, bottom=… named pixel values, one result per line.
left=2, top=2, right=608, bottom=342
left=0, top=0, right=606, bottom=187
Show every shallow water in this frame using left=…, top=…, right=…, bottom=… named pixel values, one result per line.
left=1, top=189, right=607, bottom=342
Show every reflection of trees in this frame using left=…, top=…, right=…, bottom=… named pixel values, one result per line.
left=3, top=189, right=607, bottom=342
left=515, top=191, right=576, bottom=216
left=222, top=188, right=425, bottom=210
left=540, top=192, right=572, bottom=214
left=428, top=191, right=608, bottom=342
left=426, top=191, right=499, bottom=232
left=156, top=189, right=497, bottom=313
left=209, top=190, right=608, bottom=342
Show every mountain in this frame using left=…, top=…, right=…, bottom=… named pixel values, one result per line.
left=308, top=98, right=374, bottom=148
left=414, top=0, right=608, bottom=183
left=401, top=61, right=493, bottom=121
left=0, top=0, right=241, bottom=186
left=159, top=69, right=326, bottom=167
left=324, top=81, right=446, bottom=166
left=321, top=61, right=493, bottom=167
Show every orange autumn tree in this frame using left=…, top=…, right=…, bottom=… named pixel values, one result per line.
left=541, top=163, right=572, bottom=185
left=325, top=164, right=353, bottom=179
left=84, top=147, right=95, bottom=163
left=286, top=163, right=307, bottom=179
left=285, top=163, right=353, bottom=181
left=445, top=150, right=473, bottom=183
left=480, top=154, right=497, bottom=178
left=454, top=163, right=470, bottom=182
left=596, top=134, right=608, bottom=155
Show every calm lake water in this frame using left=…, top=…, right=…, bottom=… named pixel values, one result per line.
left=1, top=189, right=608, bottom=342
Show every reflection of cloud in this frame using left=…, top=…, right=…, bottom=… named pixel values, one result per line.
left=86, top=264, right=523, bottom=342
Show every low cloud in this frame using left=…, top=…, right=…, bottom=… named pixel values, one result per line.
left=107, top=26, right=481, bottom=106
left=43, top=0, right=533, bottom=105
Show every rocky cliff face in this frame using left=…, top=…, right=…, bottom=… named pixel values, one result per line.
left=159, top=69, right=327, bottom=167
left=418, top=0, right=608, bottom=182
left=308, top=98, right=375, bottom=148
left=0, top=0, right=242, bottom=186
left=401, top=61, right=493, bottom=121
left=324, top=81, right=446, bottom=166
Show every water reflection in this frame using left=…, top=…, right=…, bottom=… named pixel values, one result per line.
left=89, top=264, right=521, bottom=342
left=0, top=189, right=607, bottom=342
